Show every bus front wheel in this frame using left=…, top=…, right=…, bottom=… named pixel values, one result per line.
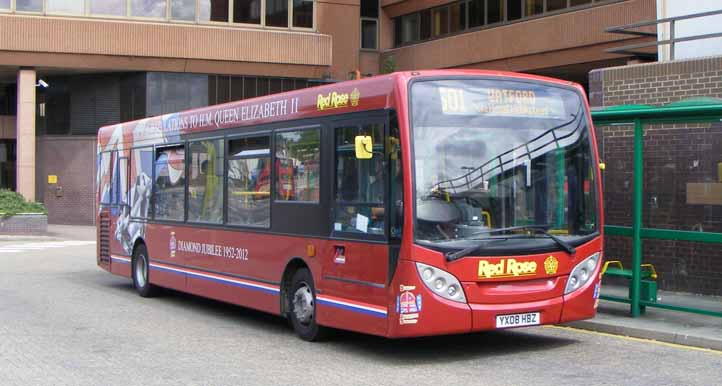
left=288, top=268, right=326, bottom=341
left=132, top=244, right=159, bottom=298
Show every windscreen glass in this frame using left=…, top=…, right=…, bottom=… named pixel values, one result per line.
left=411, top=79, right=598, bottom=248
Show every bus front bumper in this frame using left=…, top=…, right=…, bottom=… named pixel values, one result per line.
left=387, top=260, right=599, bottom=338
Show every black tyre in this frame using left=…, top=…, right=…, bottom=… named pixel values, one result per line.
left=132, top=244, right=159, bottom=298
left=288, top=268, right=326, bottom=341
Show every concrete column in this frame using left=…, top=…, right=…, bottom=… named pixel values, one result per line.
left=16, top=69, right=36, bottom=201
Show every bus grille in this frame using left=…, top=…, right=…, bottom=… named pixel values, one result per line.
left=99, top=213, right=110, bottom=263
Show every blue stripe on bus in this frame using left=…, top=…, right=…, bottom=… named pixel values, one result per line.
left=149, top=264, right=280, bottom=295
left=316, top=298, right=387, bottom=318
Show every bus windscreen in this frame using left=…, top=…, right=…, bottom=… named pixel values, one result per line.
left=411, top=79, right=598, bottom=253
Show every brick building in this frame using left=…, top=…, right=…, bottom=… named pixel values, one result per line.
left=591, top=56, right=722, bottom=295
left=0, top=0, right=656, bottom=224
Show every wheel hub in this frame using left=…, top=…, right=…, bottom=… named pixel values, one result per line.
left=292, top=284, right=314, bottom=325
left=135, top=254, right=147, bottom=288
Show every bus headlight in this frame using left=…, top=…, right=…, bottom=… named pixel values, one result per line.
left=564, top=252, right=601, bottom=295
left=416, top=262, right=467, bottom=303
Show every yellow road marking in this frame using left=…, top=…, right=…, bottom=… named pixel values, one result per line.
left=544, top=325, right=722, bottom=356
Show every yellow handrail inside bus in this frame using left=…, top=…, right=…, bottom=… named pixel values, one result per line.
left=481, top=211, right=491, bottom=228
left=232, top=191, right=271, bottom=196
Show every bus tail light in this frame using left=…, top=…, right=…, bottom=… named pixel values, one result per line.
left=416, top=262, right=467, bottom=303
left=564, top=252, right=601, bottom=295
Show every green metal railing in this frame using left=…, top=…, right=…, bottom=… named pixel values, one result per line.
left=592, top=98, right=722, bottom=318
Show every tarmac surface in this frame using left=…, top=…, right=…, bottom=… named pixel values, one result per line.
left=1, top=225, right=721, bottom=385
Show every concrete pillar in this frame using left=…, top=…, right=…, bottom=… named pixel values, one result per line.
left=16, top=69, right=36, bottom=201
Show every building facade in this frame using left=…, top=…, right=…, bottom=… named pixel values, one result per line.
left=0, top=0, right=655, bottom=224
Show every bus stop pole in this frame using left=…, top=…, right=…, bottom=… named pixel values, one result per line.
left=631, top=118, right=643, bottom=317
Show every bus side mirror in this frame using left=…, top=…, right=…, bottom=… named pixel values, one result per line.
left=355, top=136, right=373, bottom=159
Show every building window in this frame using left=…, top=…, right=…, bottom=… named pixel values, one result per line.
left=171, top=0, right=196, bottom=20
left=200, top=0, right=229, bottom=22
left=394, top=0, right=608, bottom=47
left=188, top=139, right=224, bottom=223
left=360, top=0, right=378, bottom=49
left=47, top=0, right=83, bottom=14
left=90, top=0, right=126, bottom=16
left=526, top=0, right=544, bottom=16
left=0, top=0, right=9, bottom=10
left=449, top=2, right=466, bottom=34
left=266, top=0, right=288, bottom=27
left=487, top=0, right=503, bottom=24
left=153, top=146, right=186, bottom=221
left=468, top=0, right=485, bottom=28
left=361, top=18, right=378, bottom=50
left=234, top=0, right=261, bottom=24
left=16, top=0, right=41, bottom=12
left=275, top=129, right=320, bottom=202
left=547, top=0, right=568, bottom=12
left=227, top=136, right=271, bottom=227
left=293, top=0, right=313, bottom=28
left=131, top=0, right=168, bottom=18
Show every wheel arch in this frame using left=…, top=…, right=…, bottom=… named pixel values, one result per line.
left=280, top=257, right=312, bottom=316
left=131, top=237, right=147, bottom=258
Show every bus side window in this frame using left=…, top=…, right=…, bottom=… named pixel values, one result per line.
left=334, top=122, right=385, bottom=235
left=274, top=129, right=321, bottom=202
left=153, top=145, right=186, bottom=221
left=227, top=136, right=271, bottom=228
left=188, top=139, right=224, bottom=224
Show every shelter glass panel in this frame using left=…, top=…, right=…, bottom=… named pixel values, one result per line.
left=597, top=123, right=633, bottom=227
left=643, top=122, right=722, bottom=234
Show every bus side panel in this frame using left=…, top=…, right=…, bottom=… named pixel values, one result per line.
left=386, top=260, right=472, bottom=338
left=315, top=241, right=389, bottom=337
left=144, top=224, right=188, bottom=293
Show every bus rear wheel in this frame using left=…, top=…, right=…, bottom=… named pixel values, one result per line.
left=288, top=268, right=326, bottom=341
left=132, top=244, right=159, bottom=298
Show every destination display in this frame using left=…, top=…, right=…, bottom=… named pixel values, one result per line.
left=438, top=85, right=567, bottom=119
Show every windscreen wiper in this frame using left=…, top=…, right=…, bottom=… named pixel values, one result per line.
left=446, top=224, right=575, bottom=261
left=445, top=238, right=510, bottom=262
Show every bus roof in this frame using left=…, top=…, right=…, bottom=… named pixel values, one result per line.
left=97, top=69, right=580, bottom=147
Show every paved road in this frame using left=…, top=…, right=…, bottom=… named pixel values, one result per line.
left=1, top=240, right=721, bottom=386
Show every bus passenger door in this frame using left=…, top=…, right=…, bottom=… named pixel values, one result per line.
left=319, top=116, right=393, bottom=336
